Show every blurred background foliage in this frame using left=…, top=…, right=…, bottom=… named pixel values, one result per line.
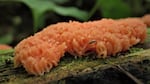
left=0, top=0, right=150, bottom=46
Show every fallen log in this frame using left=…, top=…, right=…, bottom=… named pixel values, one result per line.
left=0, top=28, right=150, bottom=84
left=0, top=48, right=149, bottom=84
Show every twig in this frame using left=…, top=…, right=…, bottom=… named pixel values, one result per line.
left=116, top=65, right=143, bottom=84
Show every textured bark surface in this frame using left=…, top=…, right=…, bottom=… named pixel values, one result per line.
left=0, top=49, right=150, bottom=84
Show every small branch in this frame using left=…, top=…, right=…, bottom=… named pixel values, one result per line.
left=116, top=65, right=143, bottom=84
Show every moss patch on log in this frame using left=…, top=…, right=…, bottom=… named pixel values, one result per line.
left=0, top=49, right=149, bottom=84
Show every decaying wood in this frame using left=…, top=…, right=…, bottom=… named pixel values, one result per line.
left=0, top=28, right=150, bottom=84
left=0, top=49, right=149, bottom=84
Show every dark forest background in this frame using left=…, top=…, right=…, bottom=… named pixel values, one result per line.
left=0, top=0, right=150, bottom=46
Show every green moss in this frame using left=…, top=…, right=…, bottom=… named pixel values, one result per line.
left=129, top=47, right=144, bottom=53
left=0, top=49, right=14, bottom=66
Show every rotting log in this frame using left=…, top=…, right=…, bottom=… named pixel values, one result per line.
left=0, top=28, right=150, bottom=84
left=0, top=49, right=149, bottom=84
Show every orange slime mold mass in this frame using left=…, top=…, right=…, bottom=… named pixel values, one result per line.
left=0, top=44, right=12, bottom=50
left=14, top=18, right=147, bottom=75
